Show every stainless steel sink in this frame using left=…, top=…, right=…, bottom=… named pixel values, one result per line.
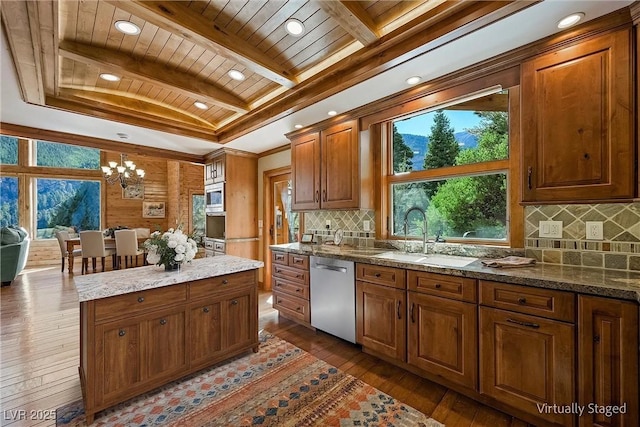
left=371, top=251, right=477, bottom=267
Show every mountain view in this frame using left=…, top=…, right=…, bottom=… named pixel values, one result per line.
left=400, top=132, right=478, bottom=171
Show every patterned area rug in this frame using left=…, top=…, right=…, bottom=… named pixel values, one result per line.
left=57, top=334, right=444, bottom=426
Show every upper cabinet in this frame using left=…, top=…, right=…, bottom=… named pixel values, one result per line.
left=290, top=119, right=373, bottom=211
left=521, top=28, right=634, bottom=203
left=205, top=154, right=225, bottom=185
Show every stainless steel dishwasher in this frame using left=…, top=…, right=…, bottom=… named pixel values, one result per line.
left=310, top=256, right=356, bottom=343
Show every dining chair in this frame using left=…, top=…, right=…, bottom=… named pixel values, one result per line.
left=79, top=231, right=116, bottom=274
left=133, top=228, right=151, bottom=238
left=115, top=229, right=145, bottom=269
left=54, top=230, right=81, bottom=273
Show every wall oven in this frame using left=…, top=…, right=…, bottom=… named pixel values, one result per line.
left=205, top=183, right=224, bottom=213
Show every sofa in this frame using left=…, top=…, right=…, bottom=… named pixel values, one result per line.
left=1, top=226, right=30, bottom=286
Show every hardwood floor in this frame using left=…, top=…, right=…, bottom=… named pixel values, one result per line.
left=1, top=265, right=532, bottom=427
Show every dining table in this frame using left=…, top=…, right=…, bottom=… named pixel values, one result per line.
left=65, top=236, right=148, bottom=274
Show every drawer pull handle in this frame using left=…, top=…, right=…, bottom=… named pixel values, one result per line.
left=315, top=190, right=319, bottom=203
left=294, top=259, right=302, bottom=264
left=322, top=189, right=326, bottom=202
left=137, top=297, right=145, bottom=303
left=276, top=269, right=281, bottom=273
left=118, top=329, right=126, bottom=337
left=593, top=335, right=600, bottom=343
left=160, top=319, right=167, bottom=325
left=506, top=318, right=539, bottom=329
left=296, top=306, right=301, bottom=311
left=374, top=273, right=381, bottom=278
left=203, top=307, right=210, bottom=313
left=277, top=299, right=281, bottom=304
left=410, top=303, right=415, bottom=323
left=434, top=284, right=441, bottom=289
left=517, top=297, right=527, bottom=305
left=295, top=288, right=301, bottom=292
left=222, top=279, right=228, bottom=285
left=527, top=166, right=532, bottom=190
left=276, top=283, right=281, bottom=287
left=231, top=300, right=238, bottom=305
left=296, top=274, right=302, bottom=278
left=396, top=301, right=402, bottom=320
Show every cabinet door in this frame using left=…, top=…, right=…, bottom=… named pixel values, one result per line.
left=95, top=320, right=141, bottom=404
left=521, top=29, right=633, bottom=202
left=291, top=132, right=320, bottom=210
left=142, top=309, right=187, bottom=381
left=408, top=292, right=477, bottom=389
left=480, top=307, right=575, bottom=426
left=189, top=299, right=223, bottom=368
left=578, top=296, right=639, bottom=427
left=356, top=281, right=406, bottom=361
left=211, top=155, right=225, bottom=183
left=320, top=120, right=359, bottom=209
left=224, top=287, right=257, bottom=351
left=205, top=163, right=215, bottom=184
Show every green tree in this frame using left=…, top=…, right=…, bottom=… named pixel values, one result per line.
left=423, top=111, right=459, bottom=198
left=392, top=125, right=413, bottom=173
left=429, top=111, right=508, bottom=237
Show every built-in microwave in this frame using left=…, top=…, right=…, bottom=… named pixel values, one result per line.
left=205, top=183, right=224, bottom=213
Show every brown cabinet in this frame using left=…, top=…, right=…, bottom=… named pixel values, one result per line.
left=80, top=269, right=259, bottom=424
left=407, top=271, right=477, bottom=389
left=290, top=119, right=372, bottom=210
left=479, top=282, right=576, bottom=427
left=578, top=295, right=639, bottom=427
left=521, top=29, right=634, bottom=203
left=272, top=252, right=311, bottom=327
left=356, top=264, right=406, bottom=361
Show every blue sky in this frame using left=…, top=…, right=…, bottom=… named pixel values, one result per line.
left=394, top=110, right=482, bottom=136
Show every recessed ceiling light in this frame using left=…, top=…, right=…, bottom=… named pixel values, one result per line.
left=114, top=20, right=141, bottom=35
left=228, top=69, right=246, bottom=81
left=100, top=73, right=121, bottom=82
left=294, top=124, right=303, bottom=129
left=328, top=110, right=337, bottom=116
left=194, top=101, right=208, bottom=110
left=557, top=12, right=584, bottom=29
left=406, top=76, right=421, bottom=85
left=285, top=19, right=305, bottom=36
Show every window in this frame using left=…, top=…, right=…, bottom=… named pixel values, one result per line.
left=1, top=136, right=18, bottom=165
left=192, top=194, right=205, bottom=242
left=0, top=176, right=18, bottom=227
left=389, top=89, right=511, bottom=242
left=35, top=140, right=100, bottom=169
left=35, top=178, right=101, bottom=238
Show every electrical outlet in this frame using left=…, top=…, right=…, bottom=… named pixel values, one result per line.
left=363, top=220, right=371, bottom=231
left=585, top=221, right=604, bottom=240
left=539, top=220, right=563, bottom=238
left=325, top=219, right=331, bottom=229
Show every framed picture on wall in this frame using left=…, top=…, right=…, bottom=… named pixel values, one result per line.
left=122, top=184, right=144, bottom=199
left=142, top=201, right=166, bottom=218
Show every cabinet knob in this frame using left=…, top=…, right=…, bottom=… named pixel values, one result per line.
left=434, top=284, right=441, bottom=289
left=118, top=329, right=126, bottom=337
left=137, top=296, right=145, bottom=303
left=231, top=300, right=238, bottom=305
left=276, top=269, right=281, bottom=273
left=203, top=307, right=210, bottom=313
left=517, top=297, right=527, bottom=305
left=295, top=288, right=301, bottom=292
left=374, top=273, right=381, bottom=278
left=593, top=335, right=600, bottom=343
left=222, top=279, right=228, bottom=285
left=296, top=274, right=302, bottom=278
left=160, top=319, right=167, bottom=325
left=296, top=306, right=301, bottom=311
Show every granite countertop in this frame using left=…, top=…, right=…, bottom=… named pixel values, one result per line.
left=74, top=255, right=264, bottom=302
left=271, top=243, right=640, bottom=302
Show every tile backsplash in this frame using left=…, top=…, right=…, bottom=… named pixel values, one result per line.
left=304, top=210, right=375, bottom=247
left=525, top=203, right=640, bottom=271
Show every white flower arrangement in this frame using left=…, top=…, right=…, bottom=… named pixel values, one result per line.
left=144, top=227, right=198, bottom=270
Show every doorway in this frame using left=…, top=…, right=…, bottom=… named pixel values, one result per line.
left=263, top=168, right=301, bottom=290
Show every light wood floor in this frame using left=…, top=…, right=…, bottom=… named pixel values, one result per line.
left=1, top=264, right=532, bottom=427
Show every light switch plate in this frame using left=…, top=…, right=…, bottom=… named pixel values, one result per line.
left=325, top=220, right=331, bottom=229
left=539, top=220, right=563, bottom=238
left=585, top=221, right=604, bottom=240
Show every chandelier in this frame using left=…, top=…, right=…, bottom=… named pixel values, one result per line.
left=101, top=154, right=145, bottom=189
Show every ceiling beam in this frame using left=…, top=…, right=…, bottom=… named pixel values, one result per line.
left=105, top=0, right=297, bottom=89
left=0, top=122, right=206, bottom=163
left=58, top=40, right=248, bottom=113
left=317, top=1, right=379, bottom=45
left=45, top=96, right=219, bottom=144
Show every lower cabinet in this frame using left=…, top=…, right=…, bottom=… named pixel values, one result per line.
left=479, top=307, right=575, bottom=427
left=356, top=280, right=406, bottom=361
left=578, top=295, right=639, bottom=427
left=408, top=292, right=477, bottom=389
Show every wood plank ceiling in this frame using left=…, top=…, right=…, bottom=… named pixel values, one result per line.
left=1, top=0, right=526, bottom=149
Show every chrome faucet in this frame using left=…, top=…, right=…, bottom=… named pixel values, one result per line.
left=403, top=207, right=428, bottom=253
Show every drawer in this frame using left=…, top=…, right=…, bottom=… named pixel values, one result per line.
left=356, top=263, right=405, bottom=289
left=272, top=264, right=309, bottom=285
left=272, top=251, right=288, bottom=265
left=271, top=276, right=309, bottom=300
left=480, top=280, right=575, bottom=323
left=288, top=253, right=309, bottom=270
left=273, top=290, right=310, bottom=324
left=94, top=284, right=187, bottom=322
left=408, top=270, right=476, bottom=302
left=190, top=270, right=256, bottom=300
left=213, top=241, right=225, bottom=253
left=204, top=240, right=214, bottom=250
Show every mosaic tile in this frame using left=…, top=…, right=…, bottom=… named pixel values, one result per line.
left=543, top=250, right=562, bottom=264
left=582, top=252, right=603, bottom=268
left=562, top=251, right=581, bottom=266
left=629, top=256, right=640, bottom=271
left=604, top=254, right=628, bottom=270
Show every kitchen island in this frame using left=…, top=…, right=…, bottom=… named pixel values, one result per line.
left=74, top=255, right=263, bottom=424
